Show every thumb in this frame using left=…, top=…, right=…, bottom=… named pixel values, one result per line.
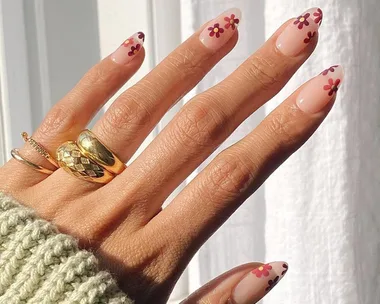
left=181, top=261, right=288, bottom=304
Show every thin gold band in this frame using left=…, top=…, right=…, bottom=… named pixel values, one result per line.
left=22, top=132, right=59, bottom=168
left=11, top=149, right=54, bottom=174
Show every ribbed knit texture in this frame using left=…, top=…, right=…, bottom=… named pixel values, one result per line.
left=0, top=192, right=132, bottom=304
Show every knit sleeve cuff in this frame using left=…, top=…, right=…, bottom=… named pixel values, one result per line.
left=0, top=192, right=133, bottom=303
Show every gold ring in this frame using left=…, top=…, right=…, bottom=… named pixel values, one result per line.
left=76, top=129, right=126, bottom=175
left=11, top=149, right=54, bottom=174
left=56, top=141, right=114, bottom=184
left=22, top=132, right=59, bottom=168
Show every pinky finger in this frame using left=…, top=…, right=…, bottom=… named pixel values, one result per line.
left=181, top=261, right=288, bottom=304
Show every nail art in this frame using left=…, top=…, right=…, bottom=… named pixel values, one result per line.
left=229, top=262, right=288, bottom=304
left=276, top=7, right=323, bottom=56
left=111, top=32, right=145, bottom=65
left=296, top=65, right=344, bottom=114
left=200, top=8, right=242, bottom=51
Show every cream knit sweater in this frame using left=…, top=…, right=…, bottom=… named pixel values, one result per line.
left=0, top=192, right=132, bottom=303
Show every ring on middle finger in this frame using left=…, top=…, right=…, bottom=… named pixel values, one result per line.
left=56, top=141, right=114, bottom=184
left=76, top=129, right=126, bottom=175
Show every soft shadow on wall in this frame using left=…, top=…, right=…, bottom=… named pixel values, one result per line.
left=24, top=0, right=101, bottom=130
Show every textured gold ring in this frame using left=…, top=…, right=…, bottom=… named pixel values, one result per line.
left=11, top=149, right=54, bottom=174
left=22, top=132, right=59, bottom=168
left=56, top=141, right=114, bottom=184
left=77, top=129, right=126, bottom=175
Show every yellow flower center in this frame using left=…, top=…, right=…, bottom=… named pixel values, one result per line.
left=214, top=28, right=219, bottom=33
left=230, top=19, right=234, bottom=24
left=331, top=85, right=337, bottom=90
left=133, top=49, right=138, bottom=54
left=258, top=266, right=264, bottom=271
left=300, top=17, right=305, bottom=22
left=124, top=39, right=130, bottom=45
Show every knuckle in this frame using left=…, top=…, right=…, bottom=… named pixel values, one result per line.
left=245, top=54, right=280, bottom=91
left=102, top=96, right=152, bottom=134
left=266, top=110, right=298, bottom=149
left=170, top=99, right=227, bottom=149
left=82, top=64, right=113, bottom=88
left=165, top=49, right=209, bottom=80
left=207, top=153, right=253, bottom=198
left=38, top=104, right=76, bottom=139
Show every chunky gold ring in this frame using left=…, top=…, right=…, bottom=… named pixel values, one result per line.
left=22, top=132, right=59, bottom=168
left=11, top=149, right=54, bottom=174
left=56, top=141, right=114, bottom=184
left=76, top=129, right=126, bottom=175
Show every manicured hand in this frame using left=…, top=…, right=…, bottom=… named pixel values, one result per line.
left=0, top=7, right=342, bottom=303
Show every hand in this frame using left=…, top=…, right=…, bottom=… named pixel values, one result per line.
left=0, top=7, right=342, bottom=304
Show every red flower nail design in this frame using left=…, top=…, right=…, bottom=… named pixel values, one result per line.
left=304, top=31, right=316, bottom=44
left=224, top=14, right=240, bottom=30
left=281, top=263, right=288, bottom=276
left=123, top=37, right=134, bottom=47
left=265, top=276, right=280, bottom=291
left=324, top=78, right=341, bottom=96
left=137, top=31, right=145, bottom=41
left=208, top=23, right=224, bottom=38
left=252, top=264, right=272, bottom=278
left=128, top=44, right=141, bottom=56
left=321, top=65, right=339, bottom=76
left=294, top=13, right=310, bottom=29
left=313, top=8, right=323, bottom=25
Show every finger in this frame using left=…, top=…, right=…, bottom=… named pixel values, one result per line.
left=112, top=7, right=322, bottom=218
left=182, top=262, right=288, bottom=304
left=154, top=65, right=344, bottom=256
left=91, top=8, right=241, bottom=162
left=10, top=32, right=145, bottom=180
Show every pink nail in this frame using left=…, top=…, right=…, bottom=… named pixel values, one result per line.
left=297, top=65, right=344, bottom=114
left=230, top=262, right=288, bottom=304
left=199, top=8, right=242, bottom=51
left=111, top=32, right=145, bottom=65
left=276, top=7, right=323, bottom=56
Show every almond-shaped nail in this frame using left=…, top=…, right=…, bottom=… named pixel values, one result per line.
left=229, top=262, right=288, bottom=304
left=276, top=7, right=323, bottom=56
left=199, top=8, right=242, bottom=51
left=111, top=32, right=145, bottom=65
left=297, top=65, right=344, bottom=114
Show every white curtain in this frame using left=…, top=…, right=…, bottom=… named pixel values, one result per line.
left=183, top=0, right=380, bottom=303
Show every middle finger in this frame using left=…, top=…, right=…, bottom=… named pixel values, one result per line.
left=91, top=8, right=242, bottom=162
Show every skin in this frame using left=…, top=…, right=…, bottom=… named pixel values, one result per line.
left=0, top=18, right=331, bottom=303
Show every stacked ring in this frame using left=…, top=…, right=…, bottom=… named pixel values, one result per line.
left=11, top=148, right=54, bottom=175
left=22, top=132, right=58, bottom=168
left=12, top=130, right=124, bottom=184
left=10, top=133, right=56, bottom=175
left=77, top=130, right=126, bottom=175
left=56, top=130, right=126, bottom=184
left=56, top=141, right=114, bottom=184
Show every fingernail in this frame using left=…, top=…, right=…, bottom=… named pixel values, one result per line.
left=276, top=7, right=323, bottom=56
left=111, top=31, right=145, bottom=65
left=297, top=65, right=344, bottom=114
left=230, top=262, right=288, bottom=304
left=199, top=8, right=242, bottom=51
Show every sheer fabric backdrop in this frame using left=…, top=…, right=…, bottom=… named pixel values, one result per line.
left=181, top=0, right=380, bottom=303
